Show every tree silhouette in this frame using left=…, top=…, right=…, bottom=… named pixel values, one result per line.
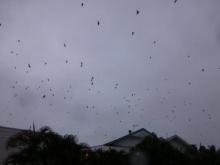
left=3, top=126, right=88, bottom=165
left=4, top=126, right=220, bottom=165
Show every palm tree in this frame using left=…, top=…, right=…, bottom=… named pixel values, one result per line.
left=3, top=126, right=88, bottom=165
left=46, top=134, right=89, bottom=165
left=4, top=126, right=55, bottom=165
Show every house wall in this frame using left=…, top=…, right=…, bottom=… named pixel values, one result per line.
left=114, top=137, right=143, bottom=148
left=0, top=126, right=21, bottom=165
left=92, top=145, right=130, bottom=152
left=132, top=131, right=151, bottom=138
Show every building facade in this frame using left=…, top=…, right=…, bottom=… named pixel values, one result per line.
left=0, top=126, right=22, bottom=165
left=92, top=128, right=190, bottom=153
left=92, top=128, right=153, bottom=152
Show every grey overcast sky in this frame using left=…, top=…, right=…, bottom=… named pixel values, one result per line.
left=0, top=0, right=220, bottom=147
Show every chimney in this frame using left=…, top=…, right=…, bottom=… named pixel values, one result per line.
left=128, top=130, right=132, bottom=134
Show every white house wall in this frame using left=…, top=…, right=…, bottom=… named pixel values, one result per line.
left=113, top=137, right=143, bottom=148
left=132, top=130, right=151, bottom=138
left=0, top=126, right=21, bottom=165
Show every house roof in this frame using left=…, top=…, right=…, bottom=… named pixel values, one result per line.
left=104, top=128, right=152, bottom=146
left=167, top=135, right=190, bottom=147
left=0, top=125, right=23, bottom=132
left=92, top=128, right=191, bottom=153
